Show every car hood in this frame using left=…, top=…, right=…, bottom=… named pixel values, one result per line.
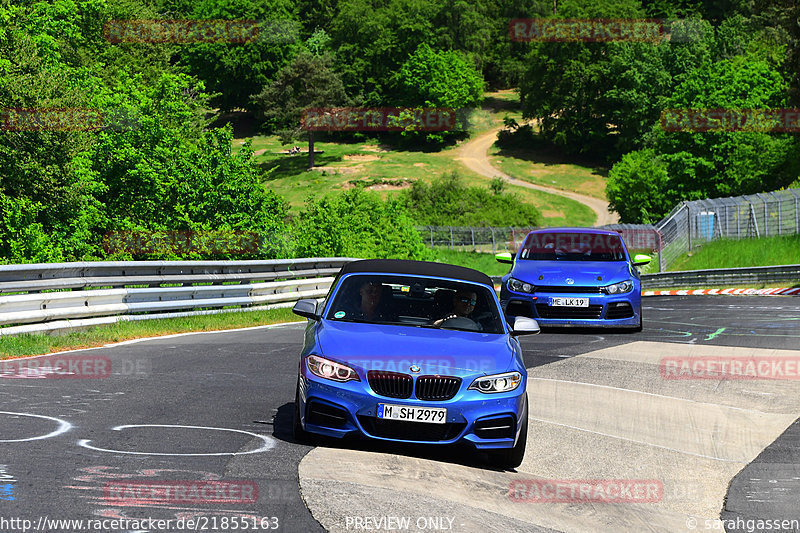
left=315, top=320, right=515, bottom=377
left=511, top=260, right=631, bottom=286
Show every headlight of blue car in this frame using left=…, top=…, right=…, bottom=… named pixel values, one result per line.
left=306, top=355, right=360, bottom=382
left=508, top=278, right=535, bottom=294
left=603, top=280, right=634, bottom=294
left=468, top=372, right=522, bottom=393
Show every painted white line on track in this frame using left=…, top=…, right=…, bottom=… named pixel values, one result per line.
left=77, top=424, right=276, bottom=456
left=0, top=411, right=72, bottom=443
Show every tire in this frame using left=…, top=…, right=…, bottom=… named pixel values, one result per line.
left=633, top=307, right=643, bottom=333
left=293, top=378, right=311, bottom=444
left=488, top=399, right=528, bottom=470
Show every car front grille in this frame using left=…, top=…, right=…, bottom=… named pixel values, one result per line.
left=357, top=416, right=466, bottom=442
left=535, top=304, right=604, bottom=319
left=415, top=376, right=461, bottom=401
left=367, top=371, right=412, bottom=399
left=535, top=285, right=604, bottom=294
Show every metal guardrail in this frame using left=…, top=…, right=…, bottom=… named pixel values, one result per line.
left=1, top=258, right=797, bottom=337
left=492, top=264, right=800, bottom=291
left=640, top=264, right=800, bottom=289
left=0, top=258, right=355, bottom=336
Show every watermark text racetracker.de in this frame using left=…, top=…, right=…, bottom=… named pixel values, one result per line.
left=103, top=19, right=298, bottom=44
left=103, top=230, right=263, bottom=256
left=0, top=516, right=280, bottom=532
left=509, top=18, right=668, bottom=42
left=0, top=356, right=149, bottom=379
left=0, top=107, right=138, bottom=132
left=660, top=356, right=800, bottom=380
left=660, top=108, right=800, bottom=133
left=300, top=107, right=471, bottom=132
left=509, top=479, right=663, bottom=503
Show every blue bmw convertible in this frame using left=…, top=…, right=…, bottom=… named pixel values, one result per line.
left=497, top=228, right=651, bottom=330
left=291, top=259, right=540, bottom=469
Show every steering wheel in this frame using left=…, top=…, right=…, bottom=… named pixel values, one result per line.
left=439, top=316, right=480, bottom=331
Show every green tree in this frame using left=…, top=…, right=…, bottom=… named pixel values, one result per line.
left=605, top=149, right=670, bottom=223
left=252, top=50, right=348, bottom=167
left=168, top=0, right=300, bottom=112
left=291, top=188, right=432, bottom=260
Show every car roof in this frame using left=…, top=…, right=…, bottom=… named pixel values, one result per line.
left=339, top=259, right=493, bottom=287
left=526, top=227, right=620, bottom=236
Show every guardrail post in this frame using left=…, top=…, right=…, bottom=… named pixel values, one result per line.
left=789, top=189, right=799, bottom=235
left=449, top=226, right=453, bottom=249
left=686, top=205, right=692, bottom=252
left=770, top=192, right=781, bottom=235
left=490, top=227, right=496, bottom=254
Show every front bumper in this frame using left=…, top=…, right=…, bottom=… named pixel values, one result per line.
left=297, top=369, right=527, bottom=450
left=500, top=291, right=641, bottom=328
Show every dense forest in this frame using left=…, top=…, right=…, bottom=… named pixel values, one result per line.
left=1, top=0, right=798, bottom=262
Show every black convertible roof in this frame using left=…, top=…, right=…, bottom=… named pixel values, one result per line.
left=339, top=259, right=493, bottom=287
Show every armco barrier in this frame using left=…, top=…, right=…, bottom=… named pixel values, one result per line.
left=640, top=264, right=800, bottom=289
left=491, top=264, right=800, bottom=291
left=2, top=259, right=797, bottom=337
left=0, top=259, right=355, bottom=336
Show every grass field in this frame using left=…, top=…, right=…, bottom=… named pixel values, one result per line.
left=431, top=248, right=511, bottom=277
left=233, top=90, right=596, bottom=227
left=669, top=235, right=800, bottom=271
left=490, top=144, right=610, bottom=200
left=0, top=308, right=298, bottom=359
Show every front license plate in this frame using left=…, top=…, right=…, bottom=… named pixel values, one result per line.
left=377, top=404, right=446, bottom=424
left=549, top=297, right=590, bottom=307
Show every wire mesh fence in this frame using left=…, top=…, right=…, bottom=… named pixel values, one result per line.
left=415, top=226, right=538, bottom=253
left=417, top=187, right=800, bottom=272
left=652, top=188, right=800, bottom=271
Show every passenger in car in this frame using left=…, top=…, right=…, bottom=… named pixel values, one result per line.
left=432, top=290, right=480, bottom=328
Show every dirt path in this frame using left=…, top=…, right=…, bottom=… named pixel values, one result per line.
left=453, top=127, right=619, bottom=226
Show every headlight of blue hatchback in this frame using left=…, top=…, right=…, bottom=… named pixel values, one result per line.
left=508, top=278, right=535, bottom=294
left=468, top=372, right=522, bottom=393
left=306, top=355, right=360, bottom=382
left=603, top=280, right=634, bottom=294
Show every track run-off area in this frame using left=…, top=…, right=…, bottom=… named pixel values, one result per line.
left=1, top=295, right=798, bottom=533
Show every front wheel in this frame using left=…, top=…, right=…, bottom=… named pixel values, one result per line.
left=293, top=378, right=311, bottom=444
left=633, top=308, right=643, bottom=332
left=487, top=401, right=528, bottom=470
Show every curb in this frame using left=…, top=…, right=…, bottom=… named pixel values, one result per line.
left=643, top=287, right=800, bottom=296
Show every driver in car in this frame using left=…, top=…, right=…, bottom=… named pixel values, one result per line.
left=432, top=290, right=481, bottom=329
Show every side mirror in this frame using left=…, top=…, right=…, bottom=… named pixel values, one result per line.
left=511, top=316, right=540, bottom=336
left=293, top=299, right=320, bottom=320
left=632, top=254, right=651, bottom=266
left=496, top=252, right=515, bottom=264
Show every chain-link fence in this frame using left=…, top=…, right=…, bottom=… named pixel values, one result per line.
left=415, top=226, right=538, bottom=253
left=650, top=188, right=800, bottom=271
left=418, top=187, right=800, bottom=272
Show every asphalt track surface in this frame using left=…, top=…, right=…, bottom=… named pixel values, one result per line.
left=0, top=295, right=798, bottom=533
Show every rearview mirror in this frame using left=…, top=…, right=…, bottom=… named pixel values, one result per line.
left=496, top=252, right=515, bottom=264
left=511, top=316, right=540, bottom=336
left=293, top=299, right=320, bottom=320
left=633, top=254, right=651, bottom=266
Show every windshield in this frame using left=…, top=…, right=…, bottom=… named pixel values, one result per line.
left=518, top=232, right=626, bottom=262
left=325, top=274, right=505, bottom=334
